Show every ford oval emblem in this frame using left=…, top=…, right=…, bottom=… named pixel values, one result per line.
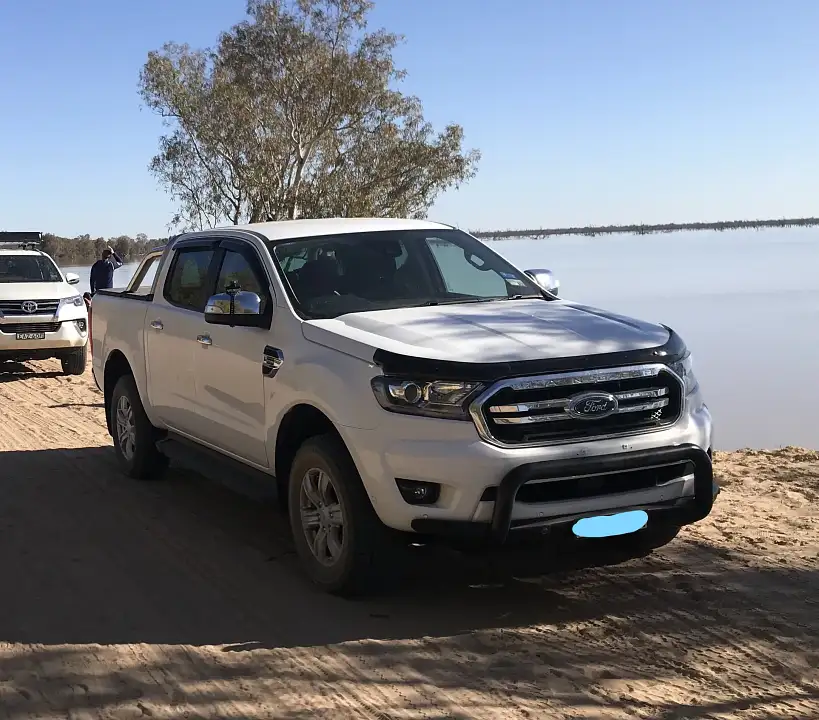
left=567, top=392, right=619, bottom=420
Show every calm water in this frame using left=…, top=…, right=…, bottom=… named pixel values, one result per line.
left=63, top=228, right=819, bottom=450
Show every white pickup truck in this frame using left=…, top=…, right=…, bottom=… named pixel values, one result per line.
left=91, top=218, right=717, bottom=595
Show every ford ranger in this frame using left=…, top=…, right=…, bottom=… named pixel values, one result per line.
left=90, top=218, right=716, bottom=595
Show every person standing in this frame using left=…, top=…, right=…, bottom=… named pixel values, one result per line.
left=89, top=246, right=124, bottom=296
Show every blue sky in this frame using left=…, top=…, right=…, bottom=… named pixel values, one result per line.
left=1, top=0, right=817, bottom=238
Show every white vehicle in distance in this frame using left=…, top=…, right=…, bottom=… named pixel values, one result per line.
left=90, top=218, right=717, bottom=596
left=0, top=232, right=89, bottom=375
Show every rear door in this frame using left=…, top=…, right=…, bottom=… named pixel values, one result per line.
left=145, top=239, right=218, bottom=431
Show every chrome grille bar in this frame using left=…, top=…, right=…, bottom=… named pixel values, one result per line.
left=489, top=387, right=669, bottom=414
left=0, top=299, right=60, bottom=316
left=493, top=397, right=669, bottom=425
left=469, top=363, right=685, bottom=448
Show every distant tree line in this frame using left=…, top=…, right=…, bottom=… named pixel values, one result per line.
left=40, top=233, right=168, bottom=267
left=37, top=215, right=819, bottom=266
left=472, top=217, right=819, bottom=241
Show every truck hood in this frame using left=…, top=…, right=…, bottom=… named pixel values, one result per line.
left=0, top=282, right=77, bottom=301
left=302, top=299, right=670, bottom=363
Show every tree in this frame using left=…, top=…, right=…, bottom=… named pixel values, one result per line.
left=112, top=235, right=132, bottom=259
left=76, top=235, right=95, bottom=261
left=139, top=0, right=480, bottom=230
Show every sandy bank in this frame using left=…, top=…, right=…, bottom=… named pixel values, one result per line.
left=0, top=359, right=816, bottom=718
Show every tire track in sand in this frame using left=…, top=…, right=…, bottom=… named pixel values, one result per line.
left=0, top=359, right=816, bottom=719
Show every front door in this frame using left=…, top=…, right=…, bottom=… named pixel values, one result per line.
left=189, top=240, right=273, bottom=467
left=145, top=243, right=216, bottom=432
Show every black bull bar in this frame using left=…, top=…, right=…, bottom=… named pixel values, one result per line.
left=410, top=444, right=716, bottom=543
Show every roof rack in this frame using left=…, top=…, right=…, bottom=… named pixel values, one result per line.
left=0, top=231, right=43, bottom=250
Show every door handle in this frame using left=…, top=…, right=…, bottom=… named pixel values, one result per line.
left=150, top=319, right=164, bottom=331
left=262, top=346, right=284, bottom=377
left=197, top=334, right=213, bottom=346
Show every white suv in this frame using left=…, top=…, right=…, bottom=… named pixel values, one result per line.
left=0, top=234, right=89, bottom=375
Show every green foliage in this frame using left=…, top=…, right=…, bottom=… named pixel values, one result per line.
left=139, top=0, right=480, bottom=230
left=39, top=232, right=167, bottom=266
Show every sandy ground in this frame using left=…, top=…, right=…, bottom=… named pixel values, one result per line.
left=0, top=359, right=816, bottom=720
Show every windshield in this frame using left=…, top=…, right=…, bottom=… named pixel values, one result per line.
left=0, top=255, right=62, bottom=283
left=270, top=228, right=546, bottom=319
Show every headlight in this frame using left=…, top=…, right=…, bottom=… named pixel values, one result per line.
left=668, top=352, right=699, bottom=395
left=59, top=296, right=85, bottom=309
left=370, top=376, right=483, bottom=419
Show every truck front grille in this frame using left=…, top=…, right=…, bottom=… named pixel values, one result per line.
left=471, top=364, right=684, bottom=447
left=0, top=321, right=61, bottom=334
left=0, top=299, right=60, bottom=316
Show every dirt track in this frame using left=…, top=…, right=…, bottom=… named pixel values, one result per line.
left=0, top=360, right=817, bottom=719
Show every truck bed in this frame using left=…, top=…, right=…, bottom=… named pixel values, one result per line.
left=90, top=289, right=152, bottom=392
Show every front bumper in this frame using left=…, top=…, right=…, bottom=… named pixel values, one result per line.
left=341, top=399, right=714, bottom=537
left=0, top=317, right=88, bottom=356
left=410, top=443, right=716, bottom=543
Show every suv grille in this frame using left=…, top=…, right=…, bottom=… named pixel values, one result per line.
left=472, top=364, right=683, bottom=447
left=0, top=321, right=61, bottom=334
left=0, top=299, right=60, bottom=316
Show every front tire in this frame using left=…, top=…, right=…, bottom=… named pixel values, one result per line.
left=288, top=433, right=399, bottom=596
left=61, top=344, right=88, bottom=375
left=111, top=374, right=167, bottom=480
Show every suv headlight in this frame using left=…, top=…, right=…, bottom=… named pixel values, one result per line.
left=668, top=352, right=699, bottom=395
left=59, top=296, right=85, bottom=310
left=370, top=377, right=483, bottom=419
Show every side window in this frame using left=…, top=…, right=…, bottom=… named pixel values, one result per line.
left=216, top=249, right=269, bottom=313
left=164, top=248, right=215, bottom=311
left=424, top=237, right=508, bottom=297
left=280, top=250, right=308, bottom=273
left=129, top=253, right=162, bottom=295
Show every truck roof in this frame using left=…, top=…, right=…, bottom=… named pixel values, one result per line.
left=224, top=217, right=452, bottom=242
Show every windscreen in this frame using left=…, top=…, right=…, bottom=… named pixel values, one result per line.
left=270, top=228, right=544, bottom=319
left=0, top=255, right=63, bottom=283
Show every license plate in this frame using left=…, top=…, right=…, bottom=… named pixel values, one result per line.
left=572, top=510, right=648, bottom=538
left=15, top=332, right=46, bottom=340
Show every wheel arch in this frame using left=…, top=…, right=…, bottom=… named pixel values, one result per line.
left=273, top=403, right=347, bottom=509
left=103, top=350, right=134, bottom=436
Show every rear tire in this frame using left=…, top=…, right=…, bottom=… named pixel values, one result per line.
left=61, top=344, right=88, bottom=375
left=288, top=433, right=400, bottom=596
left=110, top=374, right=168, bottom=480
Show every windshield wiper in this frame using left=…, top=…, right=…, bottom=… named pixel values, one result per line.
left=420, top=295, right=544, bottom=307
left=420, top=297, right=502, bottom=307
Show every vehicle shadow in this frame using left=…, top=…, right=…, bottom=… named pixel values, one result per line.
left=0, top=445, right=817, bottom=717
left=0, top=360, right=63, bottom=382
left=46, top=402, right=105, bottom=408
left=0, top=445, right=815, bottom=645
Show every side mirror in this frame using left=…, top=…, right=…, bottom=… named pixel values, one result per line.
left=65, top=272, right=80, bottom=285
left=524, top=268, right=560, bottom=296
left=204, top=290, right=264, bottom=327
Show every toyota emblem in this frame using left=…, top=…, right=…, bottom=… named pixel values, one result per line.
left=21, top=301, right=38, bottom=314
